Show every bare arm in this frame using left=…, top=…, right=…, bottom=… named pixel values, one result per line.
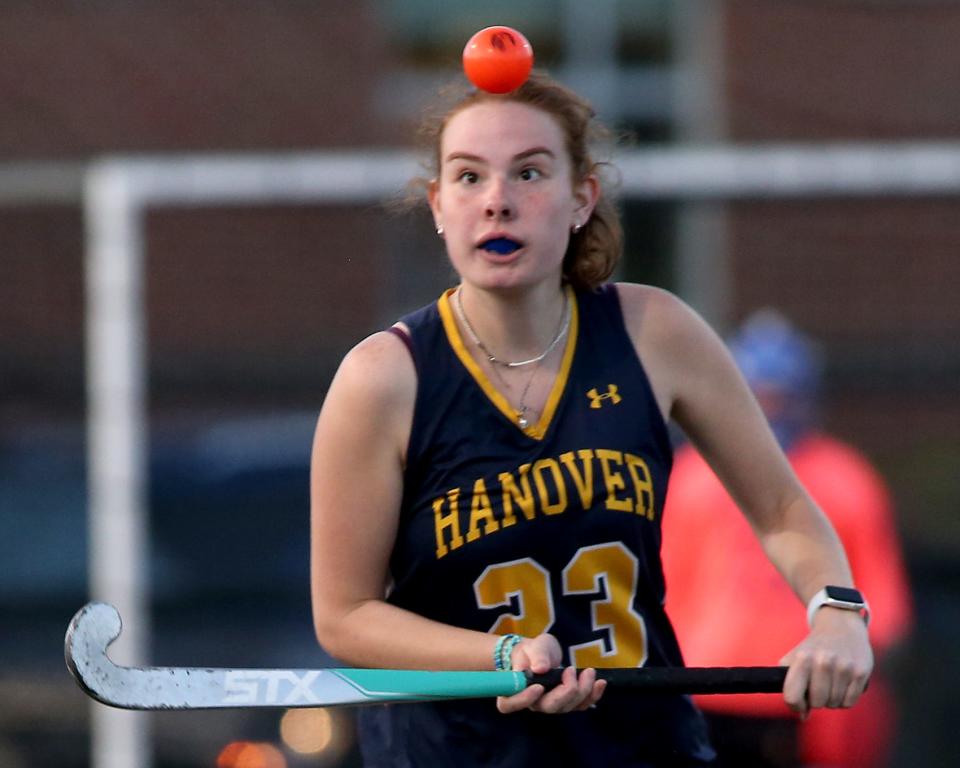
left=310, top=330, right=497, bottom=670
left=617, top=283, right=872, bottom=713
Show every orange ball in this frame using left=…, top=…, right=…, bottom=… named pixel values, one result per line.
left=462, top=26, right=534, bottom=94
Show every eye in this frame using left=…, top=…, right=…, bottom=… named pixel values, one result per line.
left=457, top=170, right=480, bottom=185
left=518, top=166, right=543, bottom=181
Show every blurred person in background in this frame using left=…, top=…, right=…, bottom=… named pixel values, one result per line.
left=662, top=309, right=913, bottom=768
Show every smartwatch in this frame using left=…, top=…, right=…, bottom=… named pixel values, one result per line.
left=806, top=585, right=870, bottom=628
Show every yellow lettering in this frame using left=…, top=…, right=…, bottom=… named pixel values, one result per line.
left=475, top=559, right=553, bottom=637
left=433, top=488, right=464, bottom=559
left=625, top=453, right=655, bottom=519
left=466, top=479, right=500, bottom=542
left=499, top=464, right=535, bottom=526
left=595, top=449, right=633, bottom=513
left=531, top=459, right=568, bottom=516
left=559, top=449, right=595, bottom=509
left=564, top=543, right=648, bottom=668
left=441, top=449, right=654, bottom=559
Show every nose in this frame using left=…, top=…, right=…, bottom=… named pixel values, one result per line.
left=484, top=178, right=514, bottom=221
left=484, top=202, right=513, bottom=221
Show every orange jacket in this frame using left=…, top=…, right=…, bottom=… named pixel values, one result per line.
left=662, top=434, right=912, bottom=766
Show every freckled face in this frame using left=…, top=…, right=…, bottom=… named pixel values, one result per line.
left=429, top=101, right=595, bottom=292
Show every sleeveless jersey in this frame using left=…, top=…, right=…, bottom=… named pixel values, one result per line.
left=358, top=284, right=715, bottom=767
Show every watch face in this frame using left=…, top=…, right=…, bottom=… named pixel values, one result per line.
left=825, top=585, right=863, bottom=604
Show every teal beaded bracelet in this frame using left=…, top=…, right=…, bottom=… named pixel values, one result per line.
left=494, top=633, right=523, bottom=671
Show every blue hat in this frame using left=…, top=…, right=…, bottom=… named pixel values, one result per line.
left=727, top=310, right=823, bottom=449
left=728, top=309, right=822, bottom=396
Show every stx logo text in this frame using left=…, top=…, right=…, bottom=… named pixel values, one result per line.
left=223, top=670, right=322, bottom=705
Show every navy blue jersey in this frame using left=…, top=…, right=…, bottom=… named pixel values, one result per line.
left=359, top=285, right=714, bottom=767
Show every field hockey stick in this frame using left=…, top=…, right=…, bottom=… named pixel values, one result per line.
left=66, top=602, right=787, bottom=711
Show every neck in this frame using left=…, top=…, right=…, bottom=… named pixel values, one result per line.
left=456, top=282, right=568, bottom=365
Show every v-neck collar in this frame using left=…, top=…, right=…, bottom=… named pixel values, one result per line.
left=437, top=285, right=579, bottom=441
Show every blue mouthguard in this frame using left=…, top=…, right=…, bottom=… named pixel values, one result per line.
left=482, top=238, right=521, bottom=255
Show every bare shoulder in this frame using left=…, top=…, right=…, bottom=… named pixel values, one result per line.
left=331, top=328, right=417, bottom=409
left=321, top=331, right=417, bottom=430
left=612, top=282, right=731, bottom=419
left=612, top=282, right=713, bottom=354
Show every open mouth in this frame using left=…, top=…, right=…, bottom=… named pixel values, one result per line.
left=480, top=237, right=523, bottom=255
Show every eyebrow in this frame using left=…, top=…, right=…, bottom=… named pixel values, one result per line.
left=443, top=147, right=556, bottom=165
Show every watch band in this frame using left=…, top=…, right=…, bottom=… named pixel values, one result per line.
left=806, top=585, right=870, bottom=628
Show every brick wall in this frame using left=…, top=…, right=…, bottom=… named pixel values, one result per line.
left=722, top=1, right=960, bottom=461
left=0, top=2, right=407, bottom=418
left=724, top=1, right=960, bottom=140
left=721, top=2, right=960, bottom=559
left=0, top=3, right=395, bottom=155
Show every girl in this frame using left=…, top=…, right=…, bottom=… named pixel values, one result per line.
left=310, top=73, right=872, bottom=766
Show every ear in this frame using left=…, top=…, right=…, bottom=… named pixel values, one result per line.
left=427, top=178, right=442, bottom=228
left=573, top=174, right=600, bottom=225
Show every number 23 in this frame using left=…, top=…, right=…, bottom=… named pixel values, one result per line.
left=473, top=541, right=648, bottom=668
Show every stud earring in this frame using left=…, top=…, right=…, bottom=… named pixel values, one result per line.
left=571, top=222, right=582, bottom=234
left=436, top=224, right=444, bottom=236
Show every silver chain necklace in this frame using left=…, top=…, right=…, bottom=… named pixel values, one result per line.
left=513, top=367, right=539, bottom=430
left=453, top=287, right=570, bottom=368
left=453, top=287, right=570, bottom=429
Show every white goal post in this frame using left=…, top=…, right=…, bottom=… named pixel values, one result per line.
left=80, top=143, right=960, bottom=768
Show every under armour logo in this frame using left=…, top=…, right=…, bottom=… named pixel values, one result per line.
left=587, top=385, right=622, bottom=409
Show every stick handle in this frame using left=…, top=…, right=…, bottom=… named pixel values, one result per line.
left=527, top=666, right=787, bottom=694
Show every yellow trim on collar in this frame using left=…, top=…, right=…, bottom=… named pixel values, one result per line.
left=438, top=286, right=578, bottom=441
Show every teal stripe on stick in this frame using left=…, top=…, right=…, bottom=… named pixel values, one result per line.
left=332, top=669, right=527, bottom=701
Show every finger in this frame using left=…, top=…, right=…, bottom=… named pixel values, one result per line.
left=806, top=652, right=836, bottom=710
left=841, top=672, right=869, bottom=708
left=575, top=677, right=607, bottom=712
left=827, top=661, right=855, bottom=708
left=532, top=666, right=581, bottom=714
left=782, top=654, right=811, bottom=717
left=557, top=667, right=598, bottom=714
left=526, top=652, right=554, bottom=675
left=496, top=684, right=544, bottom=714
left=573, top=667, right=597, bottom=705
left=533, top=665, right=578, bottom=713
